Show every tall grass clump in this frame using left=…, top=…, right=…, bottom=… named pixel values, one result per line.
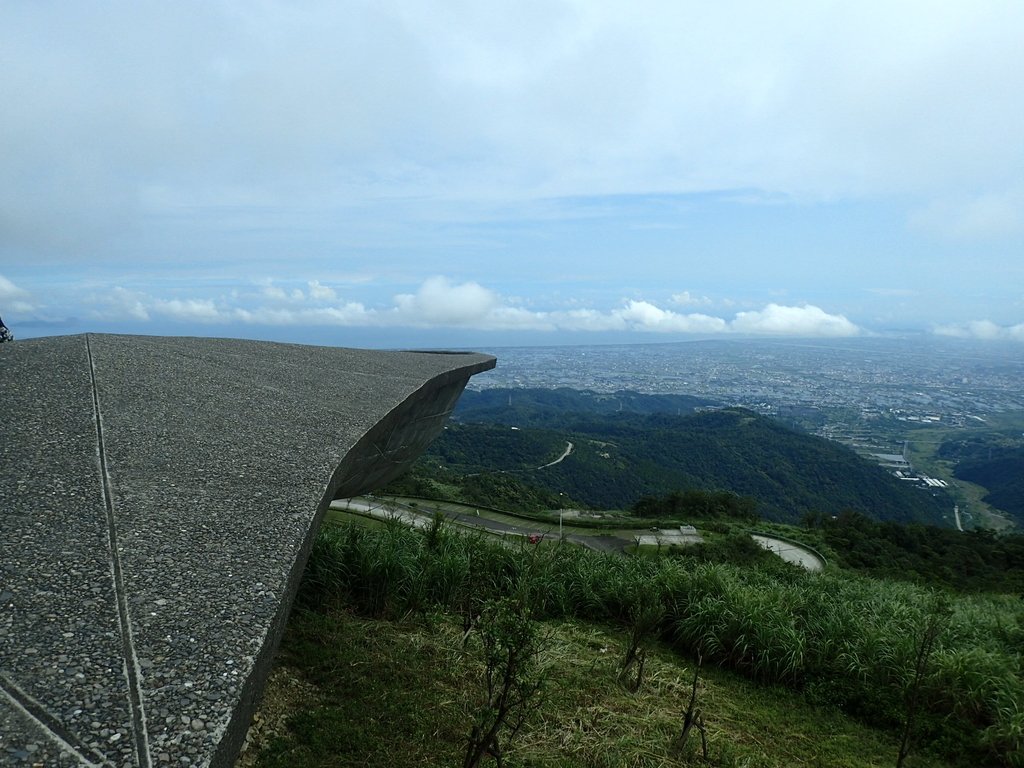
left=301, top=521, right=1024, bottom=766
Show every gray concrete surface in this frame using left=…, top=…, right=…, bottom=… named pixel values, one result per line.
left=0, top=334, right=494, bottom=767
left=751, top=534, right=826, bottom=572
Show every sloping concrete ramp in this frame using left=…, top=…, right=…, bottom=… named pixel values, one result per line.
left=0, top=335, right=494, bottom=767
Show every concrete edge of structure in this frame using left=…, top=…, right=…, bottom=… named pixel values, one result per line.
left=211, top=355, right=494, bottom=767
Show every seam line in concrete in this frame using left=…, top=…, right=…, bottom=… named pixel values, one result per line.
left=0, top=673, right=107, bottom=767
left=85, top=335, right=153, bottom=768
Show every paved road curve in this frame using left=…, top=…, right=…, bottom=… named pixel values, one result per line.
left=538, top=441, right=574, bottom=469
left=334, top=498, right=826, bottom=571
left=331, top=496, right=630, bottom=554
left=750, top=535, right=825, bottom=572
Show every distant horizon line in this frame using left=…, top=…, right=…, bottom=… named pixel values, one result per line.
left=8, top=325, right=1024, bottom=353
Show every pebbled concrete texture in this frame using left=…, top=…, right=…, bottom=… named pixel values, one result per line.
left=0, top=334, right=494, bottom=767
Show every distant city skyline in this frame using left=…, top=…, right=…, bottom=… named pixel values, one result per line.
left=2, top=2, right=1023, bottom=346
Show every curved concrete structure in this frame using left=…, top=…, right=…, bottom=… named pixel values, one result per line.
left=750, top=534, right=826, bottom=572
left=0, top=335, right=494, bottom=767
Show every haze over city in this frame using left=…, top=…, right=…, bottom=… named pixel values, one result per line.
left=2, top=1, right=1023, bottom=347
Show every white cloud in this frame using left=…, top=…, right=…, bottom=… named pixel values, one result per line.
left=670, top=291, right=713, bottom=307
left=262, top=284, right=289, bottom=301
left=77, top=276, right=867, bottom=338
left=393, top=276, right=500, bottom=326
left=0, top=274, right=35, bottom=313
left=152, top=298, right=222, bottom=323
left=3, top=3, right=1022, bottom=335
left=731, top=304, right=861, bottom=337
left=4, top=1, right=1024, bottom=257
left=616, top=301, right=727, bottom=333
left=307, top=280, right=336, bottom=301
left=933, top=320, right=1024, bottom=341
left=233, top=303, right=375, bottom=326
left=0, top=274, right=28, bottom=300
left=258, top=279, right=356, bottom=305
left=262, top=281, right=313, bottom=303
left=548, top=308, right=621, bottom=333
left=89, top=287, right=150, bottom=321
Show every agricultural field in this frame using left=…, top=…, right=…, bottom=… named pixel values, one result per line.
left=877, top=411, right=1024, bottom=531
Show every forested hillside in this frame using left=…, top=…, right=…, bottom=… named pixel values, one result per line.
left=410, top=397, right=954, bottom=524
left=939, top=436, right=1024, bottom=524
left=810, top=510, right=1024, bottom=593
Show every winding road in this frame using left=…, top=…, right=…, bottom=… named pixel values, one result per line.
left=332, top=497, right=826, bottom=570
left=330, top=494, right=628, bottom=554
left=538, top=441, right=574, bottom=469
left=750, top=535, right=825, bottom=572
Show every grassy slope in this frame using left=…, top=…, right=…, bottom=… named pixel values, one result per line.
left=235, top=519, right=1024, bottom=768
left=241, top=609, right=949, bottom=768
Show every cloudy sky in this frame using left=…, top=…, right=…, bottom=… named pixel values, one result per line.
left=2, top=1, right=1023, bottom=346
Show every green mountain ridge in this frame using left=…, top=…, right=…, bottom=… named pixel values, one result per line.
left=938, top=437, right=1024, bottom=524
left=432, top=389, right=954, bottom=525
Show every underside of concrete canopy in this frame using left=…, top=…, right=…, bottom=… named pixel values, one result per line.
left=0, top=334, right=495, bottom=767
